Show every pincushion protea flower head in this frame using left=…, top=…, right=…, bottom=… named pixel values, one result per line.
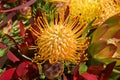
left=69, top=0, right=120, bottom=26
left=29, top=7, right=88, bottom=64
left=69, top=0, right=100, bottom=24
left=98, top=0, right=120, bottom=23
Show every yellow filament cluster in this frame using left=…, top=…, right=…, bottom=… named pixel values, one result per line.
left=69, top=0, right=100, bottom=24
left=30, top=11, right=88, bottom=64
left=69, top=0, right=120, bottom=25
left=99, top=0, right=120, bottom=23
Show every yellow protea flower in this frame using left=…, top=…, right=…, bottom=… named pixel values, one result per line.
left=69, top=0, right=100, bottom=24
left=69, top=0, right=120, bottom=26
left=30, top=8, right=88, bottom=64
left=98, top=0, right=120, bottom=24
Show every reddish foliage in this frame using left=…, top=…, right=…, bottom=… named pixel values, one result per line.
left=0, top=55, right=8, bottom=68
left=0, top=43, right=8, bottom=68
left=99, top=61, right=116, bottom=80
left=0, top=0, right=36, bottom=12
left=7, top=50, right=20, bottom=63
left=4, top=22, right=35, bottom=57
left=81, top=72, right=98, bottom=80
left=0, top=43, right=6, bottom=49
left=35, top=9, right=41, bottom=19
left=16, top=62, right=29, bottom=77
left=0, top=12, right=16, bottom=28
left=17, top=43, right=29, bottom=56
left=8, top=0, right=16, bottom=3
left=73, top=61, right=116, bottom=80
left=3, top=0, right=17, bottom=3
left=0, top=68, right=16, bottom=80
left=16, top=61, right=39, bottom=79
left=24, top=29, right=37, bottom=46
left=0, top=1, right=4, bottom=9
left=87, top=65, right=104, bottom=75
left=18, top=21, right=25, bottom=37
left=0, top=61, right=39, bottom=80
left=73, top=65, right=85, bottom=80
left=0, top=42, right=19, bottom=63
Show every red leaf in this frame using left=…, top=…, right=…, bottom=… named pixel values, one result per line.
left=18, top=21, right=25, bottom=37
left=82, top=72, right=98, bottom=80
left=24, top=29, right=37, bottom=46
left=7, top=51, right=20, bottom=63
left=87, top=65, right=104, bottom=75
left=73, top=65, right=79, bottom=80
left=26, top=61, right=39, bottom=79
left=35, top=9, right=41, bottom=18
left=16, top=62, right=29, bottom=77
left=30, top=17, right=34, bottom=25
left=0, top=55, right=8, bottom=68
left=0, top=43, right=8, bottom=68
left=0, top=1, right=4, bottom=9
left=0, top=43, right=6, bottom=49
left=3, top=0, right=16, bottom=3
left=7, top=0, right=17, bottom=3
left=0, top=0, right=36, bottom=12
left=100, top=61, right=116, bottom=80
left=5, top=34, right=28, bottom=54
left=0, top=68, right=16, bottom=80
left=17, top=43, right=29, bottom=56
left=73, top=65, right=85, bottom=80
left=16, top=61, right=39, bottom=79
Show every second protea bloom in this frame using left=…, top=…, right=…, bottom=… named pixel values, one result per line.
left=30, top=8, right=88, bottom=64
left=69, top=0, right=120, bottom=26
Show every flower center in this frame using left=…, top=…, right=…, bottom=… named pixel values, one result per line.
left=36, top=25, right=78, bottom=63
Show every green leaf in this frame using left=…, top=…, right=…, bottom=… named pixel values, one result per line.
left=108, top=73, right=120, bottom=80
left=82, top=18, right=96, bottom=37
left=94, top=44, right=117, bottom=59
left=79, top=64, right=88, bottom=74
left=88, top=40, right=107, bottom=56
left=113, top=69, right=120, bottom=74
left=91, top=21, right=120, bottom=42
left=102, top=13, right=120, bottom=27
left=100, top=58, right=120, bottom=66
left=91, top=24, right=109, bottom=43
left=0, top=48, right=8, bottom=57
